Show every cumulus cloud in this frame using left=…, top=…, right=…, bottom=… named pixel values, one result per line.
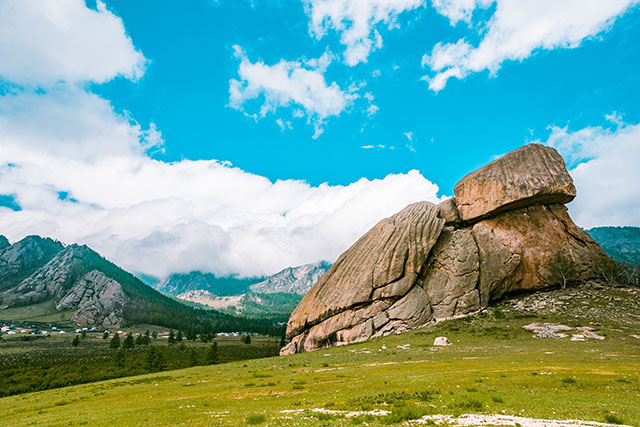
left=0, top=0, right=146, bottom=86
left=229, top=47, right=356, bottom=137
left=423, top=0, right=639, bottom=91
left=0, top=0, right=442, bottom=280
left=0, top=88, right=444, bottom=278
left=540, top=118, right=640, bottom=229
left=303, top=0, right=425, bottom=65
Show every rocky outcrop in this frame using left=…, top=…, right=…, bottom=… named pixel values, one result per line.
left=2, top=245, right=91, bottom=307
left=250, top=261, right=331, bottom=295
left=57, top=270, right=126, bottom=328
left=282, top=144, right=607, bottom=355
left=453, top=144, right=576, bottom=222
left=0, top=243, right=129, bottom=328
left=0, top=236, right=63, bottom=291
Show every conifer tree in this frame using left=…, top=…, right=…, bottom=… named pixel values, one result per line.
left=168, top=329, right=176, bottom=345
left=113, top=348, right=125, bottom=369
left=110, top=332, right=121, bottom=350
left=176, top=330, right=183, bottom=343
left=103, top=331, right=109, bottom=339
left=72, top=335, right=80, bottom=347
left=122, top=333, right=134, bottom=351
left=152, top=330, right=158, bottom=340
left=207, top=342, right=219, bottom=364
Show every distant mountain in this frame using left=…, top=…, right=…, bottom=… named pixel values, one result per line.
left=154, top=271, right=264, bottom=297
left=0, top=235, right=281, bottom=334
left=176, top=262, right=331, bottom=319
left=0, top=235, right=63, bottom=292
left=587, top=226, right=640, bottom=265
left=250, top=261, right=331, bottom=295
left=134, top=273, right=161, bottom=287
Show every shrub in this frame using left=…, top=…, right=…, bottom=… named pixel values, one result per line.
left=604, top=414, right=624, bottom=424
left=543, top=250, right=579, bottom=289
left=246, top=414, right=267, bottom=425
left=381, top=406, right=429, bottom=424
left=561, top=377, right=576, bottom=384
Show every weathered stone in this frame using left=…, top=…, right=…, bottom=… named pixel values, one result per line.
left=433, top=336, right=451, bottom=346
left=282, top=144, right=608, bottom=356
left=285, top=202, right=444, bottom=341
left=472, top=204, right=606, bottom=294
left=437, top=197, right=461, bottom=224
left=454, top=144, right=576, bottom=222
left=423, top=228, right=480, bottom=319
left=57, top=270, right=126, bottom=329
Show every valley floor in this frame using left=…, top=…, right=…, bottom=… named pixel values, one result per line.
left=1, top=284, right=639, bottom=426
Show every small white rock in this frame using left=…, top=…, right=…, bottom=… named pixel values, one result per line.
left=433, top=336, right=451, bottom=346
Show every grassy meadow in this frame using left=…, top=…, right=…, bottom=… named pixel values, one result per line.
left=1, top=285, right=639, bottom=426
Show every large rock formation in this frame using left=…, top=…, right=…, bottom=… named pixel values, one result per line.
left=57, top=270, right=126, bottom=328
left=282, top=144, right=606, bottom=355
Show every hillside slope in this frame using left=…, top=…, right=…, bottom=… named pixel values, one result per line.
left=587, top=226, right=640, bottom=265
left=176, top=262, right=331, bottom=319
left=249, top=261, right=331, bottom=295
left=1, top=284, right=638, bottom=426
left=154, top=271, right=264, bottom=296
left=0, top=236, right=281, bottom=334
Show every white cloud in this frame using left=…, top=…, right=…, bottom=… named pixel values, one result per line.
left=431, top=0, right=492, bottom=25
left=424, top=0, right=639, bottom=91
left=0, top=0, right=146, bottom=86
left=0, top=88, right=444, bottom=278
left=540, top=118, right=640, bottom=229
left=304, top=0, right=425, bottom=65
left=229, top=47, right=356, bottom=137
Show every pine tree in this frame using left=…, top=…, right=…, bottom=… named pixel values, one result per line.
left=168, top=329, right=176, bottom=345
left=143, top=345, right=164, bottom=372
left=207, top=342, right=219, bottom=364
left=110, top=332, right=121, bottom=350
left=80, top=330, right=87, bottom=340
left=152, top=331, right=158, bottom=340
left=176, top=330, right=183, bottom=343
left=122, top=333, right=135, bottom=351
left=102, top=331, right=109, bottom=340
left=113, top=348, right=125, bottom=369
left=144, top=330, right=151, bottom=344
left=243, top=334, right=251, bottom=344
left=188, top=349, right=198, bottom=366
left=135, top=335, right=144, bottom=346
left=72, top=335, right=81, bottom=347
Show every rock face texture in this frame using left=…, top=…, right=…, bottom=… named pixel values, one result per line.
left=282, top=144, right=606, bottom=355
left=57, top=270, right=126, bottom=328
left=453, top=144, right=576, bottom=223
left=0, top=243, right=129, bottom=328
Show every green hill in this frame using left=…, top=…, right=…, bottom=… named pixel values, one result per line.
left=1, top=284, right=638, bottom=426
left=587, top=226, right=640, bottom=265
left=0, top=236, right=282, bottom=336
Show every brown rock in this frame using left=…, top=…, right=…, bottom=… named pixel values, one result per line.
left=283, top=202, right=444, bottom=353
left=454, top=144, right=576, bottom=222
left=423, top=228, right=480, bottom=318
left=437, top=197, right=461, bottom=224
left=282, top=144, right=607, bottom=356
left=472, top=204, right=606, bottom=294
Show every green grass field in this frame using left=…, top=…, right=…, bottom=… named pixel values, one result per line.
left=0, top=299, right=75, bottom=324
left=1, top=285, right=639, bottom=426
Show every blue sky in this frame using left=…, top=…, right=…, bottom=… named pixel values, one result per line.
left=0, top=0, right=639, bottom=278
left=93, top=0, right=640, bottom=191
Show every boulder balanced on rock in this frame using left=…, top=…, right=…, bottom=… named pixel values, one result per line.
left=281, top=144, right=606, bottom=355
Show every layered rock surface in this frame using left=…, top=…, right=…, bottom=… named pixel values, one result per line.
left=282, top=144, right=606, bottom=355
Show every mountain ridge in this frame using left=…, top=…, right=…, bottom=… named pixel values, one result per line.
left=0, top=235, right=282, bottom=335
